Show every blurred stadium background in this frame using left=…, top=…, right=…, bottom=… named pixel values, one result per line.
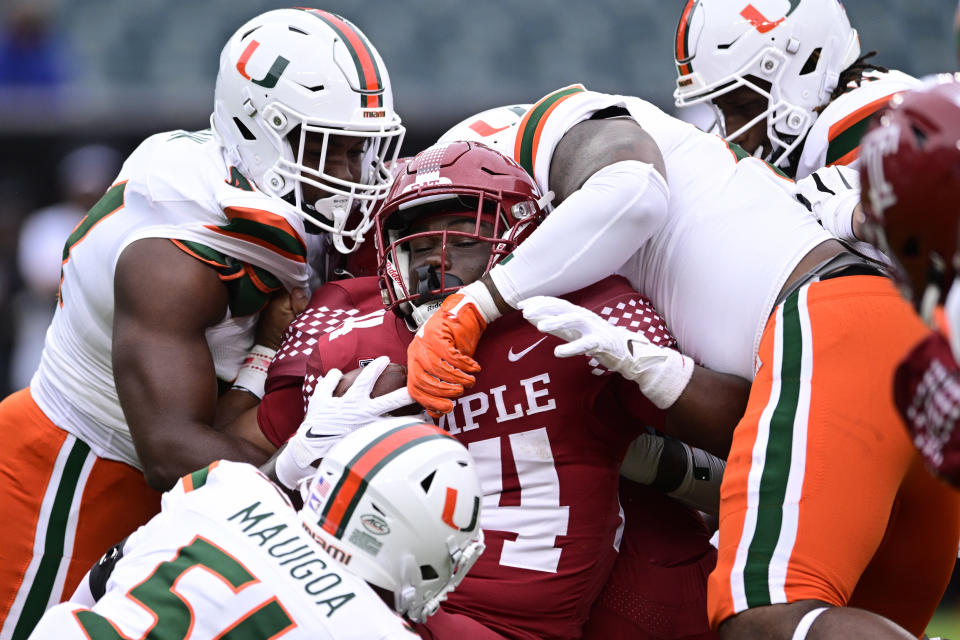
left=1, top=0, right=958, bottom=634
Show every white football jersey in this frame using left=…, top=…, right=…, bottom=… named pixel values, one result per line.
left=28, top=461, right=416, bottom=640
left=30, top=130, right=311, bottom=468
left=484, top=86, right=831, bottom=379
left=795, top=69, right=923, bottom=179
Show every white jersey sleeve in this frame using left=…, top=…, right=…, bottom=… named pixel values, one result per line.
left=488, top=87, right=832, bottom=379
left=35, top=461, right=416, bottom=640
left=30, top=130, right=313, bottom=467
left=795, top=70, right=923, bottom=179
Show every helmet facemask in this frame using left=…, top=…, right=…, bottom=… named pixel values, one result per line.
left=374, top=141, right=547, bottom=328
left=673, top=0, right=861, bottom=172
left=211, top=8, right=405, bottom=254
left=261, top=106, right=404, bottom=254
left=379, top=192, right=540, bottom=328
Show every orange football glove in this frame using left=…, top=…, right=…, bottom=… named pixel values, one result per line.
left=407, top=292, right=490, bottom=417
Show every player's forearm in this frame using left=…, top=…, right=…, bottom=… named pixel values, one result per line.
left=488, top=161, right=668, bottom=309
left=135, top=421, right=271, bottom=490
left=213, top=388, right=261, bottom=431
left=664, top=366, right=750, bottom=459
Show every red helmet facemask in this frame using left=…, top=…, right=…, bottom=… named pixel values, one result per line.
left=859, top=78, right=960, bottom=321
left=373, top=141, right=548, bottom=326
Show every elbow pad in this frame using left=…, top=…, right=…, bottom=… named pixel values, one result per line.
left=491, top=160, right=668, bottom=308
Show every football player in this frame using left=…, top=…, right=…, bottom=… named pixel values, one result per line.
left=27, top=415, right=484, bottom=639
left=405, top=86, right=960, bottom=639
left=673, top=0, right=921, bottom=180
left=254, top=140, right=742, bottom=639
left=859, top=80, right=960, bottom=487
left=0, top=7, right=404, bottom=635
left=671, top=0, right=923, bottom=264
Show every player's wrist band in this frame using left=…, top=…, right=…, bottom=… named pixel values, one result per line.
left=231, top=344, right=277, bottom=400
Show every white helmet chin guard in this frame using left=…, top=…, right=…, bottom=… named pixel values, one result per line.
left=211, top=8, right=405, bottom=253
left=300, top=417, right=485, bottom=623
left=673, top=0, right=860, bottom=168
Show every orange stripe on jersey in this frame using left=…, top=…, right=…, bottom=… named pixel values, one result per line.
left=825, top=93, right=894, bottom=165
left=828, top=95, right=891, bottom=143
left=207, top=228, right=307, bottom=264
left=514, top=85, right=586, bottom=178
left=243, top=263, right=277, bottom=294
left=223, top=206, right=306, bottom=251
left=321, top=423, right=451, bottom=538
left=170, top=239, right=230, bottom=270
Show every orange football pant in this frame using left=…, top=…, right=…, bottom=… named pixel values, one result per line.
left=0, top=389, right=161, bottom=640
left=708, top=275, right=960, bottom=638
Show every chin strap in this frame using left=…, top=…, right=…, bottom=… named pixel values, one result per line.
left=408, top=266, right=465, bottom=329
left=311, top=194, right=367, bottom=254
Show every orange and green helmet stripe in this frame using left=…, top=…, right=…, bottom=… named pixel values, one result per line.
left=296, top=8, right=384, bottom=108
left=675, top=0, right=700, bottom=75
left=514, top=84, right=586, bottom=178
left=320, top=422, right=454, bottom=539
left=826, top=94, right=892, bottom=166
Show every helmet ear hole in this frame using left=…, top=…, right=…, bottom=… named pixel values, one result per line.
left=420, top=470, right=436, bottom=493
left=232, top=118, right=257, bottom=141
left=799, top=48, right=822, bottom=76
left=419, top=565, right=439, bottom=580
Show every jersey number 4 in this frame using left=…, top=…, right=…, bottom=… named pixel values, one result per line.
left=468, top=427, right=570, bottom=573
left=74, top=536, right=295, bottom=639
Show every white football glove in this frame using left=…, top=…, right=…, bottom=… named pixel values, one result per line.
left=518, top=296, right=693, bottom=409
left=274, top=356, right=415, bottom=490
left=795, top=165, right=861, bottom=241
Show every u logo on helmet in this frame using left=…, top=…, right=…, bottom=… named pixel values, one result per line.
left=441, top=488, right=480, bottom=532
left=235, top=40, right=290, bottom=89
left=739, top=1, right=801, bottom=34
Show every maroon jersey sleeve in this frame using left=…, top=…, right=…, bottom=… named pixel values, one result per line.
left=258, top=276, right=388, bottom=447
left=257, top=378, right=306, bottom=448
left=266, top=276, right=385, bottom=381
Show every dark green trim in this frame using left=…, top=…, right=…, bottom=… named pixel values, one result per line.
left=517, top=86, right=585, bottom=177
left=13, top=439, right=92, bottom=640
left=743, top=292, right=802, bottom=608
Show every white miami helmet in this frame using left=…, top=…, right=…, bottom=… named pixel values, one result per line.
left=673, top=0, right=860, bottom=169
left=211, top=8, right=405, bottom=253
left=299, top=417, right=485, bottom=623
left=437, top=104, right=531, bottom=154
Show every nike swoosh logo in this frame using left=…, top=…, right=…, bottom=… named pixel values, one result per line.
left=508, top=337, right=548, bottom=362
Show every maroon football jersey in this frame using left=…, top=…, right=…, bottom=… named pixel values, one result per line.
left=272, top=274, right=677, bottom=640
left=258, top=276, right=387, bottom=447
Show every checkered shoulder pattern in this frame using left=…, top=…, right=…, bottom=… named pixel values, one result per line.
left=586, top=294, right=677, bottom=376
left=273, top=305, right=364, bottom=364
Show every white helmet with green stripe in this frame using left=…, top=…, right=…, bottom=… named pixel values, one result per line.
left=299, top=416, right=485, bottom=623
left=673, top=0, right=860, bottom=169
left=212, top=8, right=405, bottom=253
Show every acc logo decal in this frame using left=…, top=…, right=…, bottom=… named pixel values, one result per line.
left=360, top=513, right=390, bottom=535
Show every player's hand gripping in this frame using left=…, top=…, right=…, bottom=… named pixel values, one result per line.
left=407, top=282, right=500, bottom=417
left=520, top=295, right=693, bottom=409
left=274, top=356, right=415, bottom=490
left=794, top=165, right=862, bottom=241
